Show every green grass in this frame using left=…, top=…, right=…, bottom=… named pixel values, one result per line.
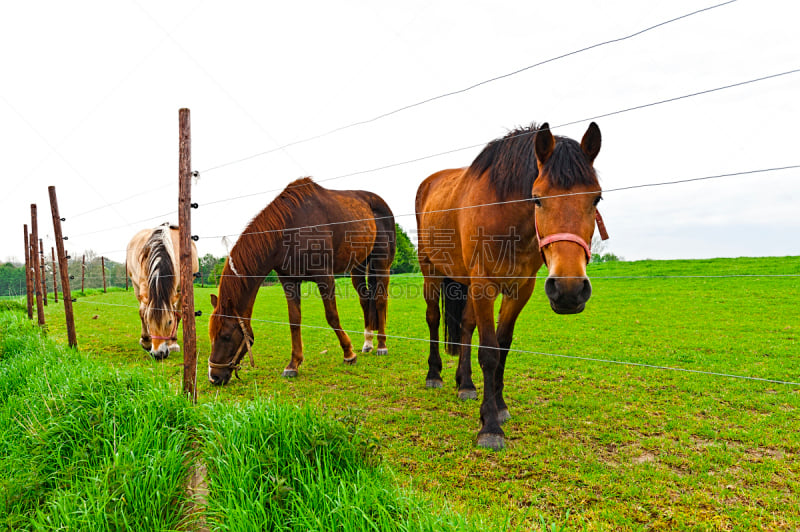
left=38, top=256, right=800, bottom=530
left=1, top=311, right=486, bottom=531
left=0, top=313, right=193, bottom=531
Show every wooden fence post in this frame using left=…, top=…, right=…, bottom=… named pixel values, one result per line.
left=23, top=225, right=33, bottom=320
left=30, top=205, right=45, bottom=327
left=101, top=256, right=107, bottom=293
left=179, top=108, right=198, bottom=403
left=125, top=260, right=129, bottom=290
left=51, top=247, right=59, bottom=303
left=48, top=186, right=78, bottom=348
left=39, top=239, right=48, bottom=306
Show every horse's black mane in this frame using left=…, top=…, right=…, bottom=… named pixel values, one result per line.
left=141, top=224, right=175, bottom=320
left=469, top=123, right=598, bottom=200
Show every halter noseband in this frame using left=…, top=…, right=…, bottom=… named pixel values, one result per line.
left=208, top=316, right=255, bottom=379
left=536, top=210, right=609, bottom=266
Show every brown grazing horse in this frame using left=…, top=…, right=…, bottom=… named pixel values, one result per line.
left=208, top=177, right=396, bottom=385
left=416, top=122, right=607, bottom=450
left=126, top=224, right=199, bottom=360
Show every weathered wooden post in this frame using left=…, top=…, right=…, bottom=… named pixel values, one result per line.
left=23, top=225, right=33, bottom=319
left=30, top=205, right=45, bottom=327
left=179, top=108, right=198, bottom=403
left=48, top=186, right=78, bottom=348
left=101, top=256, right=107, bottom=293
left=124, top=260, right=129, bottom=290
left=51, top=247, right=59, bottom=303
left=39, top=239, right=48, bottom=306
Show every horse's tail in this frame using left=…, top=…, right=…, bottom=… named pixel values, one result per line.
left=441, top=277, right=468, bottom=356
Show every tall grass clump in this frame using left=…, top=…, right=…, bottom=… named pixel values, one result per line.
left=201, top=399, right=486, bottom=532
left=0, top=312, right=194, bottom=531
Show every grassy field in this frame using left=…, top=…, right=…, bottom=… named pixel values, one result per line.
left=37, top=256, right=800, bottom=530
left=0, top=313, right=485, bottom=531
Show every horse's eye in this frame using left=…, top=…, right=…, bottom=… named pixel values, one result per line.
left=221, top=334, right=231, bottom=341
left=533, top=196, right=542, bottom=207
left=593, top=196, right=602, bottom=207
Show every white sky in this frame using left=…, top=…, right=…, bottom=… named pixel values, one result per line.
left=1, top=0, right=798, bottom=265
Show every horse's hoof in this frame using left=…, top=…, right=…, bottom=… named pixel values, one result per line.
left=361, top=343, right=373, bottom=353
left=458, top=389, right=478, bottom=401
left=425, top=379, right=443, bottom=389
left=343, top=356, right=357, bottom=366
left=376, top=348, right=388, bottom=356
left=497, top=409, right=511, bottom=424
left=282, top=369, right=298, bottom=378
left=476, top=433, right=505, bottom=450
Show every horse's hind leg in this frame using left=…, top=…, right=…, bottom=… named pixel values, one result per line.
left=351, top=264, right=374, bottom=353
left=423, top=275, right=443, bottom=388
left=318, top=277, right=356, bottom=365
left=281, top=279, right=304, bottom=377
left=371, top=267, right=390, bottom=356
left=456, top=298, right=477, bottom=400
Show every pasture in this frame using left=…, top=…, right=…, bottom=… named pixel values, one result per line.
left=39, top=256, right=800, bottom=529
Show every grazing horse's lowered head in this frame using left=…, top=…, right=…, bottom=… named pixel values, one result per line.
left=532, top=122, right=603, bottom=314
left=126, top=224, right=198, bottom=360
left=207, top=292, right=254, bottom=386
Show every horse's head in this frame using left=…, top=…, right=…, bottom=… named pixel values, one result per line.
left=140, top=295, right=180, bottom=360
left=532, top=122, right=602, bottom=314
left=208, top=293, right=254, bottom=385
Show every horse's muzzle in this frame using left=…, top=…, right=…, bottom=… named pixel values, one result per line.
left=544, top=276, right=592, bottom=314
left=208, top=367, right=232, bottom=386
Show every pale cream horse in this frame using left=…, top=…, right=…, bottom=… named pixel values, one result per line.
left=126, top=224, right=199, bottom=359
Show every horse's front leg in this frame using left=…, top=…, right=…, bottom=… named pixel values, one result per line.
left=471, top=280, right=504, bottom=450
left=493, top=279, right=536, bottom=423
left=318, top=278, right=356, bottom=365
left=138, top=306, right=152, bottom=352
left=169, top=311, right=182, bottom=353
left=281, top=280, right=304, bottom=377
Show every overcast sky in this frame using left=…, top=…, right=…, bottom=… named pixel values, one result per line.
left=1, top=0, right=798, bottom=266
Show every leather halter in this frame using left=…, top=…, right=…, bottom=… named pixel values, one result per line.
left=208, top=316, right=255, bottom=379
left=150, top=310, right=181, bottom=342
left=536, top=210, right=609, bottom=266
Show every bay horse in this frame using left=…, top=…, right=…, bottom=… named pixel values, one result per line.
left=207, top=177, right=395, bottom=386
left=416, top=122, right=608, bottom=450
left=126, top=223, right=199, bottom=360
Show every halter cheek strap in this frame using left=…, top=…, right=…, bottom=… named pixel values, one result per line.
left=208, top=316, right=255, bottom=379
left=536, top=210, right=609, bottom=266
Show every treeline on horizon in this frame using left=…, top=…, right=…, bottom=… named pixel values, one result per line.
left=0, top=224, right=421, bottom=298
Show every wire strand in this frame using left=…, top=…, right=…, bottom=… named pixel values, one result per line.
left=198, top=0, right=739, bottom=175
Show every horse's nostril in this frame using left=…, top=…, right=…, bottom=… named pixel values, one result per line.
left=544, top=277, right=560, bottom=300
left=580, top=278, right=592, bottom=303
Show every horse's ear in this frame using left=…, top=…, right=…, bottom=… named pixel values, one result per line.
left=210, top=293, right=218, bottom=308
left=581, top=122, right=601, bottom=163
left=535, top=123, right=555, bottom=164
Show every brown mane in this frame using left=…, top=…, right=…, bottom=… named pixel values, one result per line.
left=221, top=177, right=322, bottom=307
left=469, top=123, right=598, bottom=200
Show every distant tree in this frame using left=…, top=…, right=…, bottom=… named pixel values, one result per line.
left=391, top=224, right=420, bottom=274
left=590, top=235, right=623, bottom=263
left=0, top=262, right=26, bottom=297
